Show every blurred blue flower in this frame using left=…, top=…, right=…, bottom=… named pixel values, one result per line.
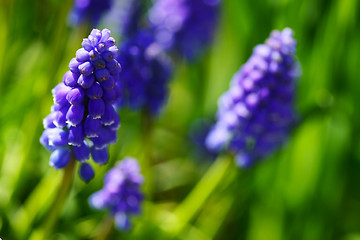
left=69, top=0, right=113, bottom=27
left=119, top=0, right=144, bottom=39
left=40, top=29, right=122, bottom=180
left=148, top=0, right=221, bottom=61
left=89, top=157, right=144, bottom=230
left=116, top=31, right=173, bottom=115
left=206, top=28, right=300, bottom=167
left=189, top=119, right=218, bottom=162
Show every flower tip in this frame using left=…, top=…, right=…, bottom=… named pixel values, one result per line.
left=235, top=153, right=254, bottom=168
left=205, top=126, right=230, bottom=151
left=89, top=191, right=106, bottom=209
left=115, top=213, right=131, bottom=231
left=79, top=162, right=95, bottom=183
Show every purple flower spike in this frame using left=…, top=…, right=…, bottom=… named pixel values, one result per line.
left=119, top=0, right=144, bottom=39
left=148, top=0, right=221, bottom=61
left=69, top=0, right=113, bottom=27
left=206, top=28, right=300, bottom=167
left=79, top=163, right=95, bottom=183
left=40, top=28, right=122, bottom=181
left=89, top=158, right=144, bottom=231
left=116, top=31, right=173, bottom=115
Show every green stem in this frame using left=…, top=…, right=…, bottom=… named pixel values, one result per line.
left=162, top=154, right=233, bottom=236
left=94, top=215, right=114, bottom=240
left=140, top=111, right=154, bottom=199
left=30, top=158, right=76, bottom=239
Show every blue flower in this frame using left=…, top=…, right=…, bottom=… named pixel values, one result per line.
left=89, top=158, right=144, bottom=231
left=148, top=0, right=221, bottom=60
left=40, top=29, right=121, bottom=180
left=206, top=28, right=300, bottom=167
left=116, top=31, right=173, bottom=115
left=119, top=0, right=144, bottom=39
left=69, top=0, right=113, bottom=27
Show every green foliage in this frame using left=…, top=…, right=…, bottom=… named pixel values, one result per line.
left=0, top=0, right=359, bottom=239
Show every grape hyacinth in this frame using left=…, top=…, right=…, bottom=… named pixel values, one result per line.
left=148, top=0, right=221, bottom=60
left=40, top=28, right=122, bottom=182
left=119, top=0, right=144, bottom=39
left=206, top=28, right=300, bottom=167
left=89, top=158, right=144, bottom=230
left=69, top=0, right=113, bottom=27
left=189, top=119, right=218, bottom=161
left=116, top=31, right=173, bottom=115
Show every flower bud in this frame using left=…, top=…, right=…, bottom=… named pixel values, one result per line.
left=49, top=148, right=72, bottom=169
left=79, top=163, right=95, bottom=183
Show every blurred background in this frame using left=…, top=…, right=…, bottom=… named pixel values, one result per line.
left=0, top=0, right=360, bottom=239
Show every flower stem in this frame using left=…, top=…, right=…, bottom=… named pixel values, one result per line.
left=94, top=215, right=114, bottom=240
left=162, top=154, right=233, bottom=236
left=140, top=110, right=154, bottom=199
left=30, top=157, right=76, bottom=239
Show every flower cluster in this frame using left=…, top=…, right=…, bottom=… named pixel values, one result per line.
left=118, top=0, right=144, bottom=39
left=206, top=28, right=299, bottom=167
left=89, top=158, right=144, bottom=230
left=40, top=29, right=122, bottom=182
left=116, top=31, right=173, bottom=115
left=69, top=0, right=113, bottom=27
left=148, top=0, right=221, bottom=60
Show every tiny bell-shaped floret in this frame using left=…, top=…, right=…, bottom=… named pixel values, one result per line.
left=66, top=87, right=85, bottom=105
left=73, top=141, right=91, bottom=162
left=87, top=82, right=104, bottom=99
left=50, top=148, right=72, bottom=169
left=91, top=148, right=109, bottom=165
left=68, top=125, right=85, bottom=146
left=79, top=163, right=95, bottom=183
left=88, top=99, right=105, bottom=118
left=66, top=104, right=85, bottom=126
